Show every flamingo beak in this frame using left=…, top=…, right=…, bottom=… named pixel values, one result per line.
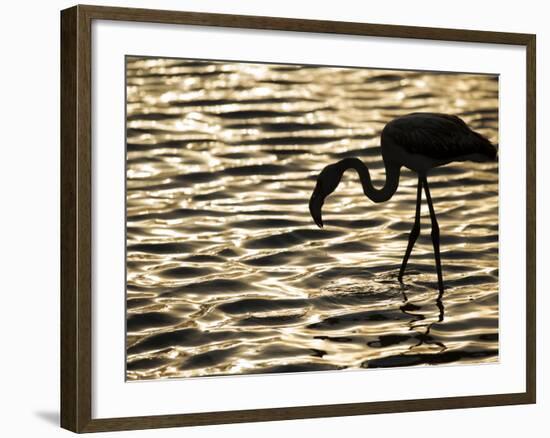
left=309, top=186, right=324, bottom=228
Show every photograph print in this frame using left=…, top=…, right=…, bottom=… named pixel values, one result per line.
left=125, top=56, right=499, bottom=381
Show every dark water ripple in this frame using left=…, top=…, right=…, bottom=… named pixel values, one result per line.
left=126, top=57, right=499, bottom=380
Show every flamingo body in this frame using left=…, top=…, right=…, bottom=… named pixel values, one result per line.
left=381, top=112, right=497, bottom=173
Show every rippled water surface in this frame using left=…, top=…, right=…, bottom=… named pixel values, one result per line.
left=125, top=56, right=499, bottom=380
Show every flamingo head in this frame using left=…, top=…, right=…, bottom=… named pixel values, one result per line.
left=309, top=163, right=342, bottom=229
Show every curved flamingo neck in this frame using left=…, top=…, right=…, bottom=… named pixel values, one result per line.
left=336, top=157, right=400, bottom=203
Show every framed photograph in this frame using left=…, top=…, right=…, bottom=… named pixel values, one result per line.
left=60, top=4, right=536, bottom=433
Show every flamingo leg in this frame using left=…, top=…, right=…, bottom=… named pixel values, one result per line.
left=398, top=178, right=422, bottom=283
left=421, top=177, right=445, bottom=299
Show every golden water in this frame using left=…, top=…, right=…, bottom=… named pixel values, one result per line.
left=125, top=57, right=499, bottom=380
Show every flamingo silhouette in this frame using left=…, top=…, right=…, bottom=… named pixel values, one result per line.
left=309, top=112, right=497, bottom=298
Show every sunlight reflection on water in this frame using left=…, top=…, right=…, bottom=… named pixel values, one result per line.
left=125, top=57, right=499, bottom=380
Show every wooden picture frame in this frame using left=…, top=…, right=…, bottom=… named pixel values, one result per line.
left=61, top=4, right=536, bottom=433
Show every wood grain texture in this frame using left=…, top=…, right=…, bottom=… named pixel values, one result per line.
left=60, top=4, right=537, bottom=433
left=61, top=5, right=93, bottom=432
left=60, top=5, right=78, bottom=432
left=81, top=393, right=533, bottom=433
left=78, top=4, right=533, bottom=45
left=525, top=34, right=536, bottom=404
